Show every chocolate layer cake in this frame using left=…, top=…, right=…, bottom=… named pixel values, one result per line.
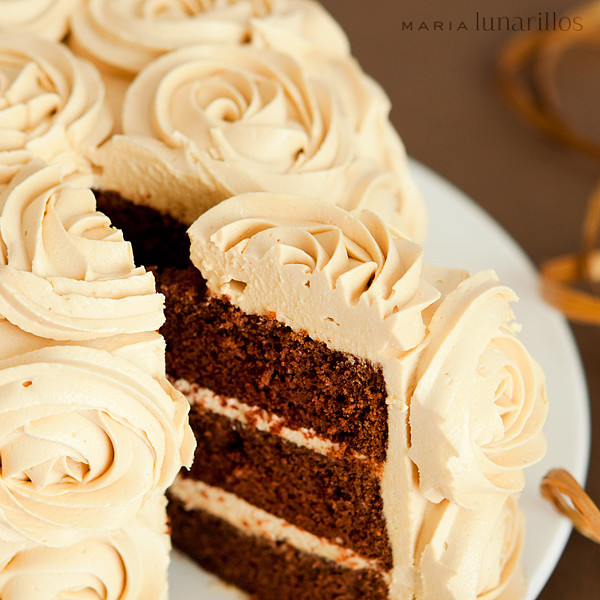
left=97, top=190, right=547, bottom=600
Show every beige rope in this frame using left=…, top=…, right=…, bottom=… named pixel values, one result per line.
left=497, top=2, right=600, bottom=325
left=541, top=469, right=600, bottom=543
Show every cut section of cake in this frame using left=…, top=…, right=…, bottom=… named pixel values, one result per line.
left=153, top=192, right=547, bottom=600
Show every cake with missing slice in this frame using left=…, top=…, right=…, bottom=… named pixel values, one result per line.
left=100, top=190, right=547, bottom=599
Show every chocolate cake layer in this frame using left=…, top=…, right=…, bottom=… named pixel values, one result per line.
left=160, top=265, right=389, bottom=461
left=168, top=498, right=389, bottom=600
left=186, top=404, right=392, bottom=567
left=96, top=191, right=390, bottom=462
left=95, top=190, right=191, bottom=270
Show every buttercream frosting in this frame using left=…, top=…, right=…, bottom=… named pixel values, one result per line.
left=69, top=0, right=347, bottom=76
left=415, top=495, right=525, bottom=599
left=171, top=476, right=382, bottom=574
left=0, top=161, right=165, bottom=340
left=409, top=270, right=548, bottom=509
left=0, top=0, right=80, bottom=42
left=0, top=34, right=112, bottom=188
left=249, top=0, right=349, bottom=61
left=96, top=41, right=427, bottom=240
left=0, top=517, right=170, bottom=599
left=0, top=320, right=193, bottom=547
left=188, top=192, right=439, bottom=404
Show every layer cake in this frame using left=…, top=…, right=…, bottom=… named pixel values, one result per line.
left=98, top=190, right=547, bottom=599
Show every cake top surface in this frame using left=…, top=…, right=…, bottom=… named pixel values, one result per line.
left=0, top=0, right=80, bottom=42
left=69, top=0, right=350, bottom=75
left=94, top=38, right=426, bottom=240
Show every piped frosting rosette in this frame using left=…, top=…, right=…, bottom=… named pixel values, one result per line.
left=189, top=192, right=439, bottom=402
left=250, top=6, right=423, bottom=230
left=409, top=270, right=548, bottom=509
left=97, top=41, right=426, bottom=239
left=0, top=34, right=112, bottom=188
left=0, top=0, right=80, bottom=41
left=69, top=0, right=349, bottom=76
left=0, top=516, right=170, bottom=599
left=415, top=495, right=525, bottom=600
left=0, top=331, right=193, bottom=547
left=0, top=161, right=165, bottom=340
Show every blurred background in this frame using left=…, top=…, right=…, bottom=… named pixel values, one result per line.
left=321, top=0, right=599, bottom=597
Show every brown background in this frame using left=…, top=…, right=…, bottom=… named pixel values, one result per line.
left=320, top=0, right=600, bottom=598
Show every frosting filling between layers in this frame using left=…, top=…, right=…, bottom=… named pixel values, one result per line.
left=177, top=380, right=392, bottom=566
left=174, top=379, right=369, bottom=460
left=170, top=476, right=386, bottom=575
left=168, top=496, right=390, bottom=600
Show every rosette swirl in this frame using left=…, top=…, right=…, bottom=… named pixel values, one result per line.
left=0, top=161, right=165, bottom=340
left=0, top=0, right=80, bottom=41
left=0, top=35, right=112, bottom=187
left=409, top=271, right=548, bottom=509
left=248, top=0, right=350, bottom=62
left=189, top=193, right=439, bottom=377
left=97, top=41, right=425, bottom=239
left=69, top=0, right=348, bottom=75
left=97, top=42, right=353, bottom=223
left=0, top=343, right=192, bottom=547
left=0, top=520, right=170, bottom=599
left=416, top=495, right=525, bottom=599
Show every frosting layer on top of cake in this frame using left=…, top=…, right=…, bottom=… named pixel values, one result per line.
left=0, top=162, right=165, bottom=340
left=95, top=41, right=427, bottom=240
left=0, top=34, right=112, bottom=188
left=188, top=192, right=438, bottom=403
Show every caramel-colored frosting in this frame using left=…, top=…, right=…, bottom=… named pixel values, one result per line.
left=0, top=35, right=112, bottom=188
left=416, top=495, right=525, bottom=599
left=96, top=41, right=427, bottom=240
left=0, top=517, right=170, bottom=599
left=409, top=270, right=548, bottom=509
left=189, top=193, right=439, bottom=404
left=249, top=0, right=350, bottom=61
left=0, top=0, right=80, bottom=41
left=69, top=0, right=347, bottom=76
left=0, top=319, right=193, bottom=547
left=0, top=162, right=165, bottom=340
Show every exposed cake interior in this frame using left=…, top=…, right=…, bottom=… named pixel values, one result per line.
left=96, top=189, right=545, bottom=600
left=95, top=190, right=398, bottom=594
